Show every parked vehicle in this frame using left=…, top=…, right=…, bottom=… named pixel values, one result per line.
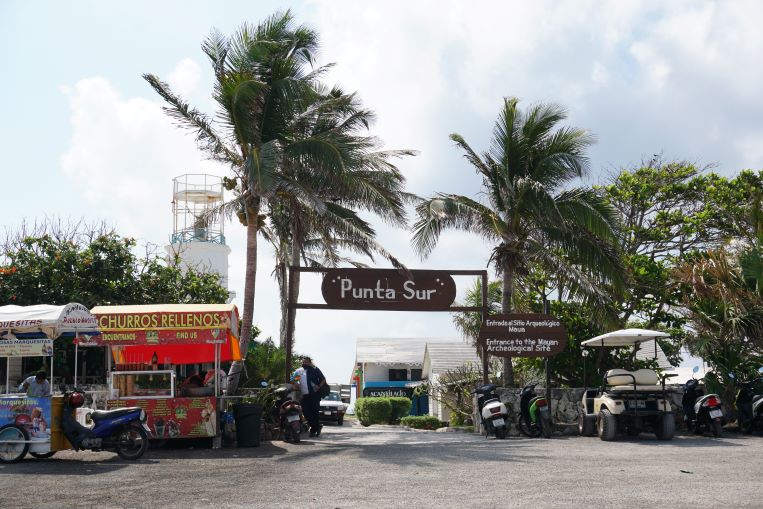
left=320, top=391, right=346, bottom=425
left=732, top=368, right=763, bottom=434
left=578, top=329, right=677, bottom=441
left=518, top=383, right=553, bottom=438
left=473, top=384, right=510, bottom=439
left=60, top=388, right=151, bottom=460
left=682, top=368, right=724, bottom=437
left=274, top=384, right=304, bottom=443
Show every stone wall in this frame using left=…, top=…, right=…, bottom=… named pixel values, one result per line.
left=474, top=387, right=685, bottom=435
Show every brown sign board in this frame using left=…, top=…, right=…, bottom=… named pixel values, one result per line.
left=321, top=269, right=457, bottom=311
left=478, top=313, right=567, bottom=357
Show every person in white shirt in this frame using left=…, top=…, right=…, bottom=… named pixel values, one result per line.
left=19, top=371, right=51, bottom=397
left=291, top=356, right=327, bottom=437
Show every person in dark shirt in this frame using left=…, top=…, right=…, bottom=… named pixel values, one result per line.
left=292, top=356, right=327, bottom=437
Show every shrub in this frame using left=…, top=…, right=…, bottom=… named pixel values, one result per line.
left=355, top=397, right=392, bottom=426
left=388, top=397, right=412, bottom=423
left=400, top=415, right=443, bottom=430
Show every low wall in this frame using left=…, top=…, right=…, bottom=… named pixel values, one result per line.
left=475, top=387, right=684, bottom=435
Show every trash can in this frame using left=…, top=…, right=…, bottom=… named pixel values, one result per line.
left=233, top=403, right=262, bottom=447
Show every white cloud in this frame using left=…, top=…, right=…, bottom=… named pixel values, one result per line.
left=53, top=2, right=763, bottom=381
left=167, top=58, right=202, bottom=98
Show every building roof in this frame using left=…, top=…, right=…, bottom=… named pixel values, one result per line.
left=355, top=337, right=462, bottom=366
left=424, top=341, right=481, bottom=376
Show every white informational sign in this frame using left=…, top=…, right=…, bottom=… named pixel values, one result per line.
left=0, top=338, right=54, bottom=357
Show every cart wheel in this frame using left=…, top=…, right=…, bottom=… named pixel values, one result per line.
left=655, top=414, right=675, bottom=441
left=597, top=409, right=617, bottom=441
left=30, top=451, right=56, bottom=459
left=579, top=413, right=596, bottom=437
left=0, top=424, right=30, bottom=463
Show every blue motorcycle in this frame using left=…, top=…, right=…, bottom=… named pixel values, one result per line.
left=61, top=389, right=151, bottom=460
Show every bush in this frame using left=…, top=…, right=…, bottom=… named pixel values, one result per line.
left=389, top=397, right=412, bottom=423
left=400, top=415, right=443, bottom=430
left=355, top=397, right=392, bottom=426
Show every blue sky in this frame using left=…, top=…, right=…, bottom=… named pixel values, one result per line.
left=2, top=1, right=761, bottom=381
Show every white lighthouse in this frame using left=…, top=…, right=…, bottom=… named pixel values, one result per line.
left=166, top=174, right=234, bottom=302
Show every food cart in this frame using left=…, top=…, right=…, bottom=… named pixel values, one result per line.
left=89, top=304, right=241, bottom=443
left=0, top=303, right=99, bottom=462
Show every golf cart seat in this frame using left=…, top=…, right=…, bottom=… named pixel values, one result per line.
left=605, top=369, right=663, bottom=391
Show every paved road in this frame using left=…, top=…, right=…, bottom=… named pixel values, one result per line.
left=1, top=423, right=761, bottom=509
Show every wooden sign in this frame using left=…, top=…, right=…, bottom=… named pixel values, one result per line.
left=321, top=269, right=456, bottom=311
left=479, top=313, right=567, bottom=357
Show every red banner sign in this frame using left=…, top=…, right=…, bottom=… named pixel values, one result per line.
left=99, top=328, right=228, bottom=345
left=107, top=397, right=217, bottom=438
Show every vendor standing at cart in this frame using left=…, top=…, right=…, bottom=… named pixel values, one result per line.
left=19, top=371, right=50, bottom=397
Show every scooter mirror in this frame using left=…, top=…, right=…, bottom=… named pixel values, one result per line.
left=692, top=366, right=699, bottom=374
left=260, top=379, right=269, bottom=388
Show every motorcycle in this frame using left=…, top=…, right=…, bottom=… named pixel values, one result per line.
left=61, top=388, right=151, bottom=460
left=732, top=369, right=763, bottom=434
left=473, top=384, right=510, bottom=439
left=518, top=383, right=553, bottom=438
left=682, top=374, right=724, bottom=437
left=274, top=384, right=304, bottom=443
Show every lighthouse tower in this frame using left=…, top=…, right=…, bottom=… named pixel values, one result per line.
left=167, top=174, right=234, bottom=302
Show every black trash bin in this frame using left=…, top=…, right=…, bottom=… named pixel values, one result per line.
left=233, top=403, right=262, bottom=447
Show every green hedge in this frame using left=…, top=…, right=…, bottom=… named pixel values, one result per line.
left=388, top=397, right=412, bottom=423
left=400, top=415, right=443, bottom=430
left=355, top=397, right=392, bottom=426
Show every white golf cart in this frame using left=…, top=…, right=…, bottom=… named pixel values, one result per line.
left=578, top=329, right=678, bottom=441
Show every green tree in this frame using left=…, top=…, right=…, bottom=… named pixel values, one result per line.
left=413, top=97, right=623, bottom=386
left=144, top=11, right=328, bottom=393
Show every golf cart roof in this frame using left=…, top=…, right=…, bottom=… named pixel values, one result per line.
left=581, top=328, right=670, bottom=348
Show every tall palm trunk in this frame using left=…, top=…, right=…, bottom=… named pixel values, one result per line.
left=227, top=203, right=259, bottom=394
left=284, top=217, right=303, bottom=378
left=501, top=258, right=517, bottom=387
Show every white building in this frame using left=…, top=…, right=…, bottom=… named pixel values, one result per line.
left=423, top=342, right=482, bottom=422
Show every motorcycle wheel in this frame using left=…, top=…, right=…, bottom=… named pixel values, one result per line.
left=494, top=426, right=507, bottom=439
left=30, top=451, right=56, bottom=459
left=0, top=424, right=29, bottom=463
left=116, top=426, right=149, bottom=460
left=540, top=414, right=553, bottom=439
left=711, top=419, right=723, bottom=438
left=518, top=415, right=541, bottom=438
left=291, top=421, right=301, bottom=443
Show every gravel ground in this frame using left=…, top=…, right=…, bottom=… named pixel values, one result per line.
left=1, top=422, right=761, bottom=509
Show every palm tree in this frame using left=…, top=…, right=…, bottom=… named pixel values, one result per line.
left=264, top=87, right=414, bottom=356
left=144, top=11, right=327, bottom=393
left=412, top=97, right=623, bottom=386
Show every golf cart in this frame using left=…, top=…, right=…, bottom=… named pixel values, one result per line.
left=578, top=329, right=678, bottom=441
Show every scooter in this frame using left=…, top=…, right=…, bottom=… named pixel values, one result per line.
left=274, top=384, right=304, bottom=443
left=473, top=384, right=510, bottom=439
left=732, top=369, right=763, bottom=434
left=682, top=376, right=724, bottom=437
left=61, top=388, right=151, bottom=460
left=518, top=383, right=553, bottom=438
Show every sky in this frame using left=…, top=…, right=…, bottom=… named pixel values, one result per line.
left=2, top=1, right=762, bottom=382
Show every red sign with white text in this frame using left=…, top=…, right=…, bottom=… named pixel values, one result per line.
left=107, top=397, right=217, bottom=438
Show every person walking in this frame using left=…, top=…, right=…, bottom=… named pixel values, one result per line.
left=292, top=356, right=327, bottom=437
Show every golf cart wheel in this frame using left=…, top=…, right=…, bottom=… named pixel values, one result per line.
left=597, top=409, right=617, bottom=441
left=655, top=414, right=675, bottom=441
left=30, top=451, right=56, bottom=459
left=518, top=415, right=541, bottom=438
left=711, top=419, right=722, bottom=438
left=0, top=424, right=30, bottom=463
left=579, top=413, right=596, bottom=437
